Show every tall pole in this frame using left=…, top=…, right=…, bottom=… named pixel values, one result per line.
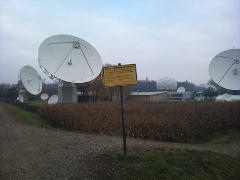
left=118, top=63, right=127, bottom=156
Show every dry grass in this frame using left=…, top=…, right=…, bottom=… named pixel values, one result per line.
left=40, top=102, right=240, bottom=142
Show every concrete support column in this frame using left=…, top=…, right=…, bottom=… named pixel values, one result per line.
left=58, top=81, right=77, bottom=103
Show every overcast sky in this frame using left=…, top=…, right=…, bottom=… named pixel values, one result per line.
left=0, top=0, right=239, bottom=85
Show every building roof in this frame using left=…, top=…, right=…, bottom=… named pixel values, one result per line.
left=168, top=92, right=192, bottom=94
left=130, top=91, right=167, bottom=96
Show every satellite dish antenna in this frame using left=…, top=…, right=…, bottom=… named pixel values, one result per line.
left=40, top=93, right=49, bottom=100
left=157, top=77, right=177, bottom=90
left=222, top=93, right=232, bottom=102
left=177, top=87, right=185, bottom=93
left=48, top=95, right=58, bottom=104
left=209, top=49, right=240, bottom=90
left=20, top=65, right=42, bottom=95
left=38, top=34, right=102, bottom=83
left=215, top=95, right=224, bottom=102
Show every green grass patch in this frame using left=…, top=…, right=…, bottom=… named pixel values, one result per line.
left=0, top=102, right=52, bottom=129
left=92, top=150, right=240, bottom=180
left=193, top=131, right=240, bottom=145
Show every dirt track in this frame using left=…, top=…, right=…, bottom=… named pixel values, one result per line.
left=0, top=104, right=239, bottom=179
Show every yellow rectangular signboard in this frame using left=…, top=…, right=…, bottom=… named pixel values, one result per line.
left=103, top=64, right=137, bottom=87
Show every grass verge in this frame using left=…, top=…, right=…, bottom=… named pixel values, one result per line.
left=29, top=100, right=47, bottom=107
left=203, top=131, right=240, bottom=145
left=191, top=131, right=240, bottom=145
left=92, top=150, right=240, bottom=180
left=0, top=102, right=52, bottom=128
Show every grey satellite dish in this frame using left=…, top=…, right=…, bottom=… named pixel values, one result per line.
left=38, top=34, right=103, bottom=83
left=209, top=49, right=240, bottom=90
left=20, top=65, right=42, bottom=95
left=177, top=87, right=185, bottom=93
left=48, top=95, right=58, bottom=104
left=157, top=77, right=177, bottom=90
left=40, top=93, right=49, bottom=100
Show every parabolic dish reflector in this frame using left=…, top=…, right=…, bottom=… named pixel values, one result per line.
left=209, top=49, right=240, bottom=90
left=157, top=77, right=177, bottom=90
left=48, top=95, right=58, bottom=104
left=222, top=93, right=232, bottom=102
left=177, top=87, right=185, bottom=93
left=20, top=66, right=42, bottom=95
left=38, top=34, right=103, bottom=83
left=41, top=93, right=49, bottom=100
left=215, top=95, right=224, bottom=102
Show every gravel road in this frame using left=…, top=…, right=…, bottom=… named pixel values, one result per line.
left=0, top=104, right=239, bottom=180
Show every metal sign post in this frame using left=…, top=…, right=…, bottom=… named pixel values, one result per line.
left=118, top=63, right=127, bottom=155
left=103, top=63, right=137, bottom=156
left=119, top=85, right=127, bottom=156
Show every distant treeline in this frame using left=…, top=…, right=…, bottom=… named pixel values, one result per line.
left=131, top=79, right=205, bottom=92
left=1, top=78, right=239, bottom=102
left=0, top=83, right=18, bottom=102
left=132, top=79, right=240, bottom=95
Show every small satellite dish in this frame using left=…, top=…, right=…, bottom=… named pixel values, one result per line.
left=209, top=49, right=240, bottom=90
left=48, top=95, right=58, bottom=104
left=20, top=65, right=42, bottom=95
left=222, top=93, right=232, bottom=102
left=19, top=94, right=24, bottom=102
left=177, top=87, right=185, bottom=93
left=38, top=34, right=103, bottom=83
left=40, top=93, right=49, bottom=100
left=215, top=95, right=224, bottom=102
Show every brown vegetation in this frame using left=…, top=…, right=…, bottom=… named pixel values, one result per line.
left=40, top=102, right=240, bottom=142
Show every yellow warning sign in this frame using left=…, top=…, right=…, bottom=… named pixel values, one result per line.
left=103, top=64, right=137, bottom=87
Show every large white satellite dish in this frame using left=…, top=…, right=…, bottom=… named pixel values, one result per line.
left=177, top=87, right=185, bottom=93
left=209, top=49, right=240, bottom=90
left=38, top=34, right=102, bottom=83
left=48, top=95, right=58, bottom=104
left=40, top=93, right=49, bottom=100
left=20, top=65, right=42, bottom=95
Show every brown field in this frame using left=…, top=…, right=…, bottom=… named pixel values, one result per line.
left=40, top=102, right=240, bottom=142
